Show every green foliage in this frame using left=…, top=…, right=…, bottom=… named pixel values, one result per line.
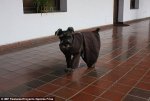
left=33, top=0, right=55, bottom=13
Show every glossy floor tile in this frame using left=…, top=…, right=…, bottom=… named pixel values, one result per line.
left=0, top=19, right=150, bottom=101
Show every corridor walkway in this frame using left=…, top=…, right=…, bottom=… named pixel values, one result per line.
left=0, top=19, right=150, bottom=101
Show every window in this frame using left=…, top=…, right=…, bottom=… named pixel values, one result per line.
left=23, top=0, right=67, bottom=14
left=130, top=0, right=139, bottom=9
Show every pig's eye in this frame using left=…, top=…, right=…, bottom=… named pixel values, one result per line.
left=60, top=40, right=63, bottom=43
left=67, top=39, right=71, bottom=43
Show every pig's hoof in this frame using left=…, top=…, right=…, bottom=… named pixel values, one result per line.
left=64, top=68, right=74, bottom=72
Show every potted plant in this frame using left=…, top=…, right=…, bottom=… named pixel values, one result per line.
left=33, top=0, right=54, bottom=13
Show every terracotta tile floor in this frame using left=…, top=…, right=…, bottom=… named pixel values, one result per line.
left=0, top=20, right=150, bottom=101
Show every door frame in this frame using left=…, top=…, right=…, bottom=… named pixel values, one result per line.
left=113, top=0, right=124, bottom=25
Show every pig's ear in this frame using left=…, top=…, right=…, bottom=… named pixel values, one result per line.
left=55, top=28, right=62, bottom=36
left=67, top=27, right=74, bottom=33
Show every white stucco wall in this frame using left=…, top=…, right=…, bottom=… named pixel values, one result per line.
left=137, top=0, right=150, bottom=18
left=123, top=0, right=150, bottom=22
left=0, top=0, right=113, bottom=45
left=0, top=0, right=150, bottom=46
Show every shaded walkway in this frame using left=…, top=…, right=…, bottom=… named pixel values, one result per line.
left=0, top=20, right=150, bottom=101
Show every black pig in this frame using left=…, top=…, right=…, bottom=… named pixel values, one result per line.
left=55, top=27, right=100, bottom=72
